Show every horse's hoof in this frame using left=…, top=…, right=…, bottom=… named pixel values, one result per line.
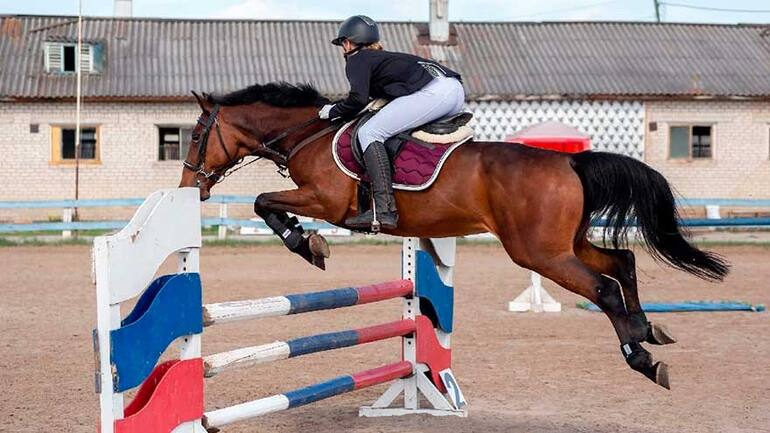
left=653, top=361, right=670, bottom=390
left=201, top=417, right=220, bottom=433
left=647, top=322, right=677, bottom=345
left=308, top=233, right=330, bottom=258
left=311, top=255, right=326, bottom=271
left=293, top=235, right=327, bottom=270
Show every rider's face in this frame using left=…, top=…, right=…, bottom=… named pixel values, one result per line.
left=342, top=39, right=356, bottom=53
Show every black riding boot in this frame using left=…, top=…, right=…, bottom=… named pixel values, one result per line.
left=345, top=141, right=398, bottom=231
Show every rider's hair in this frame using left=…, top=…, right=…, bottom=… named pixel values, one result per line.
left=363, top=41, right=383, bottom=50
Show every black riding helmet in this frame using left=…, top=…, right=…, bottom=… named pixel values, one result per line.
left=331, top=15, right=380, bottom=46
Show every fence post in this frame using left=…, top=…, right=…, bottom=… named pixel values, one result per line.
left=62, top=207, right=74, bottom=239
left=706, top=205, right=721, bottom=220
left=218, top=203, right=228, bottom=240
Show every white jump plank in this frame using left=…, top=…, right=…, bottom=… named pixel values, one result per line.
left=203, top=341, right=290, bottom=377
left=203, top=296, right=291, bottom=326
left=204, top=395, right=290, bottom=429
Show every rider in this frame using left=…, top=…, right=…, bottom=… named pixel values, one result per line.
left=319, top=15, right=465, bottom=231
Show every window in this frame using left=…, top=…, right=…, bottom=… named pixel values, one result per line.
left=669, top=125, right=712, bottom=159
left=65, top=45, right=77, bottom=71
left=158, top=126, right=193, bottom=161
left=50, top=126, right=100, bottom=163
left=45, top=41, right=99, bottom=74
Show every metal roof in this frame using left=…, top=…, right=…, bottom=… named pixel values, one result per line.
left=1, top=15, right=770, bottom=101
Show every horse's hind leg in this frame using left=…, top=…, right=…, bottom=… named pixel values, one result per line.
left=527, top=253, right=670, bottom=389
left=575, top=240, right=676, bottom=345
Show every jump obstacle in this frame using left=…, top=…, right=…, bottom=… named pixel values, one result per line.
left=94, top=188, right=467, bottom=433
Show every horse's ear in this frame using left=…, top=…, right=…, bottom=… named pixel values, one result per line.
left=191, top=91, right=211, bottom=112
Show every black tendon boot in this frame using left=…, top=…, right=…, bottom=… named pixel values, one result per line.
left=255, top=206, right=329, bottom=270
left=345, top=141, right=398, bottom=231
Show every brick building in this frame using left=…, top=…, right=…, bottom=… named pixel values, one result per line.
left=1, top=10, right=769, bottom=221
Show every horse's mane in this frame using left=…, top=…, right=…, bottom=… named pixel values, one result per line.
left=206, top=82, right=330, bottom=108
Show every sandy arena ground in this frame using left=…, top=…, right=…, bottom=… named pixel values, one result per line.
left=1, top=243, right=768, bottom=433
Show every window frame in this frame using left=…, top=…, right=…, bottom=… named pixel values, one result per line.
left=667, top=123, right=715, bottom=161
left=157, top=125, right=195, bottom=162
left=44, top=41, right=93, bottom=74
left=50, top=125, right=101, bottom=165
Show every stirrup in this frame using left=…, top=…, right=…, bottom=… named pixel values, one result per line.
left=371, top=196, right=381, bottom=232
left=370, top=199, right=398, bottom=232
left=369, top=211, right=399, bottom=233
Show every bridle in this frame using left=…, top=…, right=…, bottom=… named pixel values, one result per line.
left=183, top=103, right=338, bottom=186
left=182, top=104, right=231, bottom=184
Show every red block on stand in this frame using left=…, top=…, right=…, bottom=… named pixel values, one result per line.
left=507, top=120, right=591, bottom=153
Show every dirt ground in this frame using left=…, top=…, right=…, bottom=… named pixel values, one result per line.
left=1, top=242, right=768, bottom=433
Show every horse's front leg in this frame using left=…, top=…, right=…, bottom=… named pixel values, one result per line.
left=254, top=188, right=331, bottom=270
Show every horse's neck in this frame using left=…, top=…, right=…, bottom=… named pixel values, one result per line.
left=249, top=106, right=321, bottom=152
left=284, top=125, right=339, bottom=180
left=282, top=120, right=337, bottom=157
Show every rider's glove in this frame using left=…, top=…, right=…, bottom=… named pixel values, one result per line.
left=318, top=104, right=335, bottom=119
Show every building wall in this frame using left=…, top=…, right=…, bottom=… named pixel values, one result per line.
left=0, top=101, right=294, bottom=221
left=644, top=100, right=770, bottom=199
left=2, top=99, right=768, bottom=223
left=1, top=98, right=644, bottom=200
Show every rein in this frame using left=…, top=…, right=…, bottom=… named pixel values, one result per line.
left=183, top=104, right=343, bottom=184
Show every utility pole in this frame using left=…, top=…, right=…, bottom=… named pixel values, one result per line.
left=75, top=0, right=83, bottom=219
left=653, top=0, right=661, bottom=22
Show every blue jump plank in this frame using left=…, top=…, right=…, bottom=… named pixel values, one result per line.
left=678, top=218, right=770, bottom=227
left=109, top=273, right=203, bottom=392
left=285, top=288, right=360, bottom=314
left=414, top=250, right=454, bottom=333
left=122, top=274, right=176, bottom=326
left=577, top=300, right=766, bottom=313
left=0, top=198, right=144, bottom=209
left=284, top=376, right=355, bottom=408
left=201, top=217, right=339, bottom=231
left=0, top=221, right=128, bottom=232
left=676, top=198, right=770, bottom=207
left=287, top=330, right=359, bottom=358
left=206, top=195, right=256, bottom=204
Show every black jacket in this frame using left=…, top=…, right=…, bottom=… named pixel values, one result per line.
left=328, top=49, right=462, bottom=120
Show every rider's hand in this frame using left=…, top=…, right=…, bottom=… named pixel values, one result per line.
left=318, top=104, right=335, bottom=119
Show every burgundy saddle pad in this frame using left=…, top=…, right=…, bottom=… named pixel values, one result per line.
left=332, top=119, right=471, bottom=191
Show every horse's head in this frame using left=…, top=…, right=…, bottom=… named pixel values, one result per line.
left=179, top=83, right=331, bottom=200
left=179, top=92, right=259, bottom=200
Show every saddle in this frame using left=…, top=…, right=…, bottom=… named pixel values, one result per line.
left=331, top=100, right=475, bottom=224
left=348, top=100, right=474, bottom=169
left=332, top=99, right=475, bottom=194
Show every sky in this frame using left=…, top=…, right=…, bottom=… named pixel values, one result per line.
left=0, top=0, right=769, bottom=24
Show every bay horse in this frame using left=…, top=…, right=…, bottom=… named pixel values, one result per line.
left=179, top=82, right=729, bottom=390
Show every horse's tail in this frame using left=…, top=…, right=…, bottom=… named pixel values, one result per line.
left=570, top=150, right=730, bottom=281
